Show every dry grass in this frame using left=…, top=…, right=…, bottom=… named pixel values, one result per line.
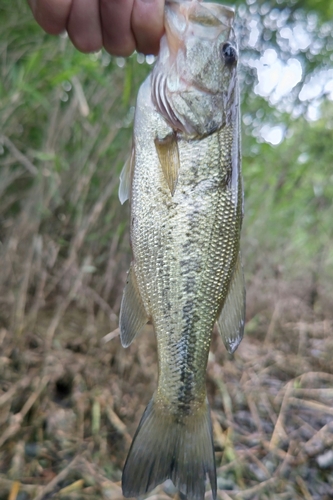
left=1, top=276, right=333, bottom=500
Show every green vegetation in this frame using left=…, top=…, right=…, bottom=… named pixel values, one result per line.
left=0, top=0, right=332, bottom=499
left=0, top=0, right=151, bottom=338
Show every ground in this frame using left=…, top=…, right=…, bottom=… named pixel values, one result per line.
left=1, top=275, right=332, bottom=500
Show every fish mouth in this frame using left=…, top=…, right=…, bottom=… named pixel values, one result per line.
left=164, top=0, right=235, bottom=61
left=165, top=0, right=235, bottom=32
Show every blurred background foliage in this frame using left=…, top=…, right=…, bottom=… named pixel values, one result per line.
left=1, top=0, right=333, bottom=327
left=0, top=0, right=333, bottom=497
left=0, top=0, right=150, bottom=334
left=1, top=0, right=332, bottom=332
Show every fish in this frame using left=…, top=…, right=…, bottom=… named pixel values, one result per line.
left=118, top=1, right=245, bottom=499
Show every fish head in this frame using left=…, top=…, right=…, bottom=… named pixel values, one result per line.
left=152, top=0, right=239, bottom=137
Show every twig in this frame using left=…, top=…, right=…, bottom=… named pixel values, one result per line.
left=292, top=388, right=333, bottom=402
left=32, top=455, right=80, bottom=500
left=0, top=375, right=32, bottom=408
left=261, top=440, right=291, bottom=461
left=72, top=76, right=89, bottom=117
left=218, top=492, right=233, bottom=500
left=44, top=89, right=61, bottom=153
left=292, top=414, right=317, bottom=436
left=274, top=439, right=299, bottom=478
left=229, top=477, right=279, bottom=499
left=12, top=236, right=35, bottom=335
left=288, top=397, right=333, bottom=416
left=146, top=494, right=172, bottom=500
left=83, top=285, right=118, bottom=322
left=69, top=148, right=98, bottom=207
left=0, top=476, right=40, bottom=496
left=269, top=381, right=293, bottom=449
left=78, top=457, right=123, bottom=493
left=100, top=233, right=120, bottom=301
left=0, top=135, right=38, bottom=175
left=298, top=371, right=333, bottom=385
left=25, top=268, right=48, bottom=330
left=246, top=449, right=271, bottom=480
left=297, top=322, right=308, bottom=356
left=264, top=300, right=280, bottom=346
left=44, top=264, right=86, bottom=351
left=44, top=175, right=118, bottom=299
left=245, top=392, right=263, bottom=434
left=58, top=479, right=84, bottom=495
left=0, top=328, right=7, bottom=346
left=101, top=328, right=120, bottom=344
left=259, top=392, right=277, bottom=426
left=8, top=480, right=20, bottom=500
left=212, top=376, right=233, bottom=423
left=105, top=405, right=132, bottom=446
left=302, top=421, right=333, bottom=457
left=0, top=376, right=50, bottom=448
left=8, top=440, right=25, bottom=480
left=212, top=411, right=226, bottom=450
left=295, top=475, right=313, bottom=500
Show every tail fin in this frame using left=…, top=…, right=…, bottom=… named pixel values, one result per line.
left=122, top=397, right=216, bottom=500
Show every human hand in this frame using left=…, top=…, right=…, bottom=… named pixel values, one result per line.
left=28, top=0, right=165, bottom=56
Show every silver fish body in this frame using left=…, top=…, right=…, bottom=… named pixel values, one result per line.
left=119, top=2, right=245, bottom=499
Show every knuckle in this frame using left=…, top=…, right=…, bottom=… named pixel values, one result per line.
left=70, top=33, right=102, bottom=54
left=104, top=40, right=135, bottom=57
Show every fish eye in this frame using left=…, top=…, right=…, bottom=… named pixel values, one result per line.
left=221, top=43, right=237, bottom=66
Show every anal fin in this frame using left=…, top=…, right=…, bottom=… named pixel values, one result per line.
left=217, top=252, right=245, bottom=354
left=154, top=132, right=180, bottom=196
left=119, top=265, right=148, bottom=347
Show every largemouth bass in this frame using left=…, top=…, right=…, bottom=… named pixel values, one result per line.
left=118, top=1, right=245, bottom=498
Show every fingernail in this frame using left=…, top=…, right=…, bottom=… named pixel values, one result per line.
left=139, top=0, right=159, bottom=4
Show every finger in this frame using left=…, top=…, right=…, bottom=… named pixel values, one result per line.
left=100, top=0, right=136, bottom=57
left=67, top=0, right=102, bottom=53
left=28, top=0, right=72, bottom=35
left=131, top=0, right=164, bottom=55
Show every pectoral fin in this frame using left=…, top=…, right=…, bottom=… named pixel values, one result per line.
left=118, top=147, right=134, bottom=205
left=119, top=265, right=148, bottom=347
left=217, top=253, right=245, bottom=354
left=154, top=133, right=180, bottom=196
